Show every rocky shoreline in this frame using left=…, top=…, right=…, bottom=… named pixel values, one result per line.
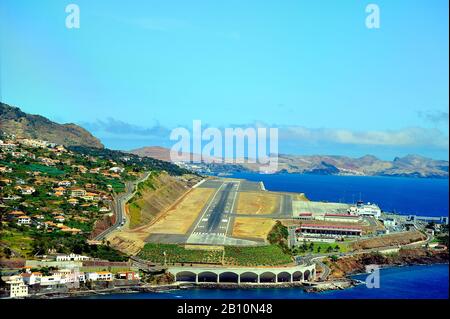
left=23, top=248, right=448, bottom=298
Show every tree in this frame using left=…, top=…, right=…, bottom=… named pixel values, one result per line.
left=326, top=246, right=333, bottom=253
left=330, top=255, right=339, bottom=262
left=334, top=245, right=340, bottom=251
left=3, top=247, right=12, bottom=258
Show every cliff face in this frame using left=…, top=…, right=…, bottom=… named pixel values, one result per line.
left=0, top=102, right=104, bottom=148
left=328, top=248, right=449, bottom=279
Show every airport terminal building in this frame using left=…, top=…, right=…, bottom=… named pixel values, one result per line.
left=297, top=224, right=362, bottom=237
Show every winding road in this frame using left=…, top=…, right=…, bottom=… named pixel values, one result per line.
left=94, top=172, right=152, bottom=241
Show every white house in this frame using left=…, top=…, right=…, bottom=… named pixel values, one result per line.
left=21, top=272, right=42, bottom=285
left=109, top=167, right=124, bottom=173
left=53, top=269, right=80, bottom=285
left=58, top=181, right=72, bottom=187
left=19, top=186, right=35, bottom=195
left=55, top=253, right=90, bottom=262
left=39, top=274, right=62, bottom=286
left=17, top=216, right=31, bottom=225
left=6, top=276, right=28, bottom=298
left=86, top=272, right=113, bottom=282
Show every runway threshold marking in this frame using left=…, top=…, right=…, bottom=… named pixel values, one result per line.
left=189, top=181, right=226, bottom=236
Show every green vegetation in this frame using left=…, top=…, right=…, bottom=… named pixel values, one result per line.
left=267, top=221, right=288, bottom=245
left=0, top=227, right=34, bottom=257
left=435, top=224, right=449, bottom=247
left=266, top=221, right=290, bottom=254
left=224, top=245, right=292, bottom=266
left=138, top=243, right=293, bottom=266
left=128, top=174, right=157, bottom=228
left=23, top=163, right=66, bottom=176
left=291, top=241, right=348, bottom=255
left=139, top=243, right=223, bottom=264
left=29, top=232, right=128, bottom=261
left=68, top=146, right=195, bottom=176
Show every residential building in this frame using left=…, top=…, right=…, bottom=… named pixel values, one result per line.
left=21, top=272, right=42, bottom=285
left=54, top=216, right=65, bottom=223
left=117, top=271, right=140, bottom=280
left=86, top=271, right=113, bottom=281
left=6, top=276, right=28, bottom=298
left=70, top=189, right=86, bottom=198
left=55, top=253, right=90, bottom=262
left=17, top=215, right=31, bottom=225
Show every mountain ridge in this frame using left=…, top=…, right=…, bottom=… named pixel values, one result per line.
left=130, top=146, right=449, bottom=179
left=0, top=102, right=104, bottom=148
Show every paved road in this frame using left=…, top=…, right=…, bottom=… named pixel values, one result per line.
left=94, top=172, right=152, bottom=241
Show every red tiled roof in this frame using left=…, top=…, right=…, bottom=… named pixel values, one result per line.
left=300, top=224, right=362, bottom=231
left=325, top=213, right=359, bottom=218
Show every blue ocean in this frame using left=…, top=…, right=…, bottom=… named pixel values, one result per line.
left=229, top=173, right=449, bottom=217
left=82, top=264, right=449, bottom=299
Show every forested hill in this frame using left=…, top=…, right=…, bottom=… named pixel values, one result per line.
left=0, top=103, right=104, bottom=148
left=68, top=146, right=195, bottom=176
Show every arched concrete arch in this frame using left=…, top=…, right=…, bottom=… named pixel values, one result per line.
left=260, top=271, right=276, bottom=283
left=219, top=272, right=239, bottom=283
left=277, top=271, right=291, bottom=282
left=198, top=271, right=218, bottom=283
left=292, top=271, right=303, bottom=282
left=304, top=270, right=311, bottom=281
left=176, top=271, right=197, bottom=282
left=240, top=272, right=258, bottom=283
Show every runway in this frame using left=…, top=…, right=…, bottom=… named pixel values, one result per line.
left=187, top=180, right=260, bottom=245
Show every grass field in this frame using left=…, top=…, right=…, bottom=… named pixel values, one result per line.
left=0, top=229, right=34, bottom=257
left=232, top=217, right=276, bottom=240
left=235, top=191, right=279, bottom=215
left=147, top=188, right=214, bottom=235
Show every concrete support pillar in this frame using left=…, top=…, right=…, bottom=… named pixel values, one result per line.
left=195, top=274, right=198, bottom=284
left=275, top=274, right=278, bottom=283
left=257, top=275, right=260, bottom=284
left=174, top=273, right=177, bottom=282
left=238, top=274, right=240, bottom=284
left=217, top=274, right=220, bottom=283
left=290, top=273, right=293, bottom=283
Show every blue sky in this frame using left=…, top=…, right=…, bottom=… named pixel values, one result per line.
left=0, top=0, right=448, bottom=160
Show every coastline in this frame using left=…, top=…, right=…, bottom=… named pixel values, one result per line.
left=28, top=254, right=448, bottom=299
